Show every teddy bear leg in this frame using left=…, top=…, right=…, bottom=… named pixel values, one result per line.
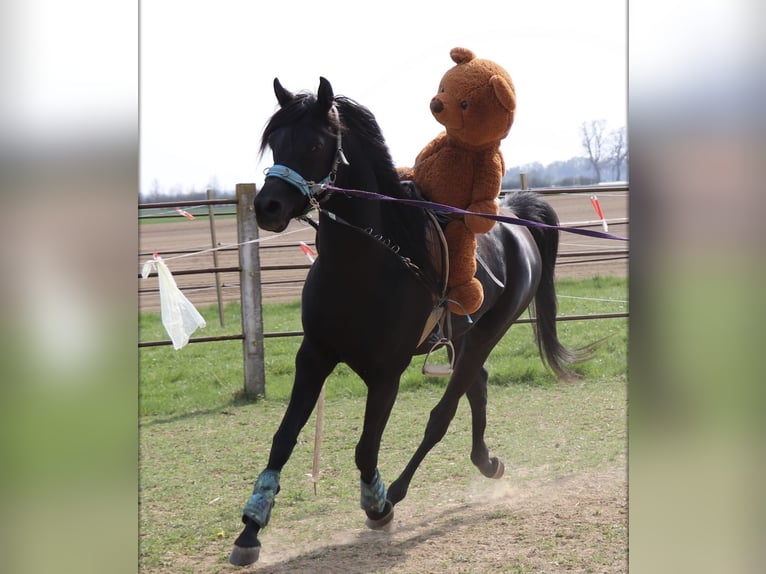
left=447, top=279, right=484, bottom=315
left=444, top=222, right=483, bottom=315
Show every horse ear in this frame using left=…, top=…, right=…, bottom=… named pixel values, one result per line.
left=273, top=77, right=294, bottom=107
left=316, top=76, right=335, bottom=113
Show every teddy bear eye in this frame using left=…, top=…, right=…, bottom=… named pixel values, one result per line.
left=460, top=101, right=469, bottom=110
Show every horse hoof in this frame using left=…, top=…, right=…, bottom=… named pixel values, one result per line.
left=491, top=457, right=505, bottom=479
left=229, top=543, right=261, bottom=566
left=365, top=501, right=394, bottom=530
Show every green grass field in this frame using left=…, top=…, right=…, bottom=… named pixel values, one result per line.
left=139, top=276, right=627, bottom=417
left=139, top=276, right=627, bottom=572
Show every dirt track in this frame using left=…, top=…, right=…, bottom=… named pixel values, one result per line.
left=174, top=466, right=627, bottom=573
left=139, top=191, right=628, bottom=313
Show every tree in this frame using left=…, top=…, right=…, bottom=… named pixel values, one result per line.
left=580, top=120, right=608, bottom=183
left=503, top=157, right=598, bottom=189
left=607, top=126, right=628, bottom=181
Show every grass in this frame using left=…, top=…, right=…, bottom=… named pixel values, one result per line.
left=139, top=381, right=626, bottom=572
left=139, top=276, right=627, bottom=572
left=139, top=276, right=627, bottom=416
left=140, top=381, right=626, bottom=571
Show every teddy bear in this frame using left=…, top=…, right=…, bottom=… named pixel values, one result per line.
left=399, top=47, right=516, bottom=315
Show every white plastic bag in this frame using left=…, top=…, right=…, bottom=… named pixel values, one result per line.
left=142, top=254, right=206, bottom=349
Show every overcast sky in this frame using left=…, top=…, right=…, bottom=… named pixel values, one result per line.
left=140, top=0, right=626, bottom=194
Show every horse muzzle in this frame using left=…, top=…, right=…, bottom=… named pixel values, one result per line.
left=253, top=181, right=302, bottom=232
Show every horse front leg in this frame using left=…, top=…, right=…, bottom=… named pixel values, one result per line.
left=356, top=378, right=399, bottom=530
left=229, top=341, right=337, bottom=566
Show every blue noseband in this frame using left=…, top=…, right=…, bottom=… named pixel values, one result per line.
left=264, top=164, right=331, bottom=199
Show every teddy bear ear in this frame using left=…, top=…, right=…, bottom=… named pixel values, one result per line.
left=490, top=75, right=516, bottom=112
left=450, top=47, right=476, bottom=65
left=273, top=77, right=294, bottom=107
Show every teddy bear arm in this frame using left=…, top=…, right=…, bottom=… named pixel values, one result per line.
left=463, top=154, right=503, bottom=233
left=467, top=179, right=501, bottom=211
left=470, top=154, right=503, bottom=199
left=464, top=200, right=499, bottom=234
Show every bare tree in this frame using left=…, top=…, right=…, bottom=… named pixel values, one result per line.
left=580, top=120, right=608, bottom=183
left=607, top=126, right=628, bottom=181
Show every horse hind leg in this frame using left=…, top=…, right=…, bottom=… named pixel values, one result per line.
left=465, top=367, right=505, bottom=479
left=386, top=359, right=474, bottom=506
left=386, top=351, right=502, bottom=507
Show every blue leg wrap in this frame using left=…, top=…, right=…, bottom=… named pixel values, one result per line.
left=243, top=469, right=281, bottom=528
left=360, top=468, right=387, bottom=513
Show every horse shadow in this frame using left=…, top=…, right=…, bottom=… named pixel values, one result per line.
left=239, top=500, right=486, bottom=573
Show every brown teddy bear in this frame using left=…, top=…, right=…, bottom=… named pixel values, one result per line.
left=400, top=47, right=516, bottom=315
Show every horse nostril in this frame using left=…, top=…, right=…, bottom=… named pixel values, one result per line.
left=430, top=98, right=444, bottom=114
left=255, top=199, right=281, bottom=216
left=265, top=201, right=280, bottom=215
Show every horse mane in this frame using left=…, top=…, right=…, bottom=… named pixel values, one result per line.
left=332, top=96, right=405, bottom=195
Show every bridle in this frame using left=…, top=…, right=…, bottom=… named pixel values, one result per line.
left=263, top=103, right=349, bottom=214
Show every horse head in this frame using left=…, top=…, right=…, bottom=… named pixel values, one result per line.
left=254, top=77, right=343, bottom=232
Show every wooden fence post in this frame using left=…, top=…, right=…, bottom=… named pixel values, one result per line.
left=236, top=183, right=266, bottom=398
left=207, top=187, right=226, bottom=327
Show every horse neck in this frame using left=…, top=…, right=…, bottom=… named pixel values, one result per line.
left=314, top=114, right=435, bottom=282
left=321, top=169, right=388, bottom=238
left=317, top=167, right=436, bottom=288
left=322, top=151, right=397, bottom=233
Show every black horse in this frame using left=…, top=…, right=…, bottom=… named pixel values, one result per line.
left=230, top=77, right=586, bottom=566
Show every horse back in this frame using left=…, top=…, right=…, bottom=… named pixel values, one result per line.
left=475, top=216, right=542, bottom=322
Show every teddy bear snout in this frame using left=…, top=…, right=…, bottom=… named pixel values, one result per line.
left=430, top=97, right=444, bottom=114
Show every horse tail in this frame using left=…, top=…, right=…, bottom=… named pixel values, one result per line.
left=506, top=191, right=592, bottom=381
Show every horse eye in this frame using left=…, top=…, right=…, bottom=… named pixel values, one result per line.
left=310, top=142, right=324, bottom=153
left=460, top=101, right=469, bottom=110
